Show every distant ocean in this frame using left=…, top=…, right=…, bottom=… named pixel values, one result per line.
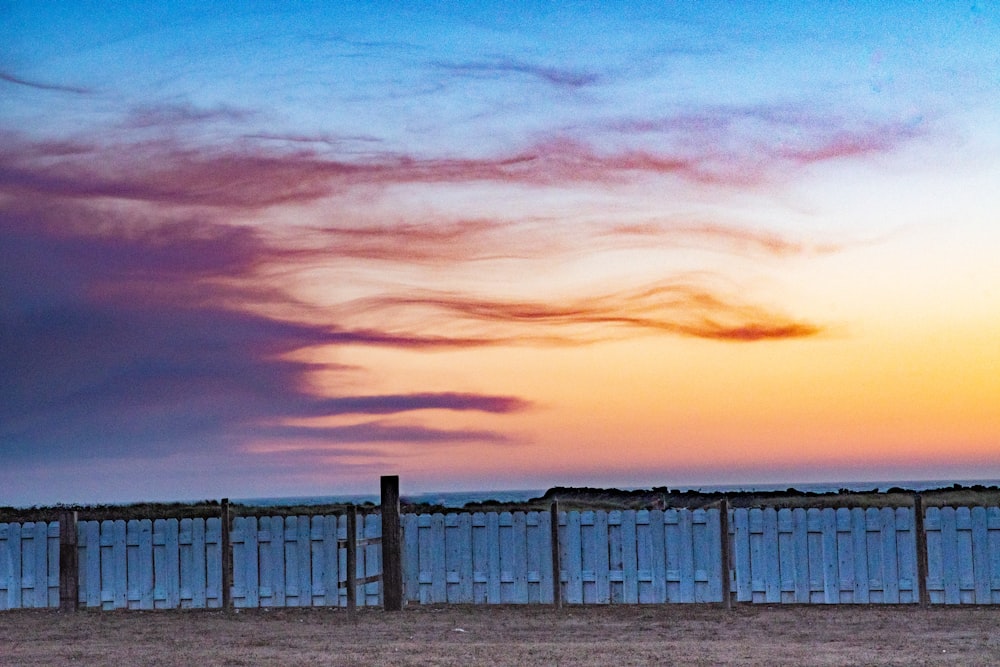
left=237, top=479, right=1000, bottom=509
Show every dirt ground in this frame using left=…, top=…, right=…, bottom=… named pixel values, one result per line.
left=1, top=604, right=998, bottom=666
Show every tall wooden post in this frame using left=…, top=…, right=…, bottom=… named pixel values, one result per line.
left=550, top=500, right=562, bottom=608
left=719, top=497, right=732, bottom=609
left=58, top=510, right=78, bottom=612
left=913, top=493, right=930, bottom=606
left=346, top=505, right=357, bottom=616
left=380, top=475, right=404, bottom=611
left=220, top=498, right=232, bottom=610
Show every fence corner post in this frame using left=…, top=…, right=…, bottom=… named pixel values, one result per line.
left=913, top=493, right=929, bottom=606
left=220, top=498, right=232, bottom=611
left=550, top=500, right=562, bottom=608
left=58, top=510, right=79, bottom=612
left=380, top=475, right=403, bottom=611
left=719, top=497, right=731, bottom=610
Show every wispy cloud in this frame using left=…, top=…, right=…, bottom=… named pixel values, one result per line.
left=0, top=69, right=92, bottom=94
left=344, top=281, right=822, bottom=344
left=3, top=96, right=885, bottom=468
left=434, top=58, right=601, bottom=89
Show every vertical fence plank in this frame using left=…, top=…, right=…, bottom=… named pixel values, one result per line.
left=988, top=507, right=1000, bottom=604
left=762, top=509, right=780, bottom=603
left=818, top=508, right=837, bottom=604
left=81, top=521, right=99, bottom=608
left=243, top=516, right=260, bottom=608
left=178, top=518, right=193, bottom=608
left=30, top=522, right=48, bottom=608
left=497, top=512, right=514, bottom=603
left=486, top=511, right=501, bottom=604
left=512, top=511, right=529, bottom=604
left=402, top=513, right=420, bottom=604
left=732, top=509, right=750, bottom=602
left=621, top=510, right=639, bottom=604
left=310, top=516, right=328, bottom=606
left=535, top=510, right=553, bottom=605
left=648, top=509, right=666, bottom=604
left=471, top=512, right=487, bottom=604
left=971, top=506, right=990, bottom=604
left=693, top=509, right=716, bottom=603
left=0, top=523, right=9, bottom=610
left=192, top=518, right=207, bottom=608
left=459, top=512, right=476, bottom=603
left=206, top=517, right=222, bottom=608
left=851, top=509, right=870, bottom=603
left=430, top=513, right=447, bottom=603
left=835, top=508, right=855, bottom=603
left=98, top=520, right=114, bottom=610
left=564, top=511, right=582, bottom=604
left=879, top=508, right=900, bottom=603
left=956, top=507, right=975, bottom=604
left=594, top=510, right=610, bottom=604
left=791, top=508, right=809, bottom=603
left=863, top=508, right=883, bottom=603
left=282, top=516, right=300, bottom=607
left=940, top=507, right=960, bottom=604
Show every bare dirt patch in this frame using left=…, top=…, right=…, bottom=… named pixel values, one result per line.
left=2, top=604, right=998, bottom=666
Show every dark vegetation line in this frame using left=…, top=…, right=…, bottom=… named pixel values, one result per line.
left=2, top=484, right=998, bottom=523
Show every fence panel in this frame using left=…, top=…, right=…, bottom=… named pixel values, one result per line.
left=231, top=513, right=379, bottom=609
left=0, top=521, right=59, bottom=610
left=402, top=508, right=723, bottom=605
left=731, top=507, right=918, bottom=604
left=925, top=506, right=1000, bottom=604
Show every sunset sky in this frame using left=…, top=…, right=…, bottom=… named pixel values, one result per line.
left=3, top=3, right=999, bottom=505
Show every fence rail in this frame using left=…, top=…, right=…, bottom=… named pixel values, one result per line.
left=3, top=499, right=1000, bottom=611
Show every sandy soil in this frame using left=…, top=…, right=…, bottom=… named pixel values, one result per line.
left=2, top=604, right=998, bottom=666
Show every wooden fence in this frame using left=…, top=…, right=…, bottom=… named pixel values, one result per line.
left=230, top=514, right=382, bottom=608
left=402, top=508, right=722, bottom=604
left=0, top=521, right=59, bottom=609
left=3, top=501, right=1000, bottom=611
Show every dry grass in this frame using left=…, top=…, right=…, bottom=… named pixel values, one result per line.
left=2, top=604, right=999, bottom=666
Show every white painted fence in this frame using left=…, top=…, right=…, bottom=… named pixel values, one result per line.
left=231, top=514, right=382, bottom=608
left=77, top=518, right=223, bottom=609
left=402, top=509, right=723, bottom=604
left=0, top=521, right=59, bottom=610
left=925, top=506, right=1000, bottom=604
left=3, top=504, right=1000, bottom=610
left=731, top=507, right=918, bottom=604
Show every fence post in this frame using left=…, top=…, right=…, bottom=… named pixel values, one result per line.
left=913, top=493, right=929, bottom=606
left=550, top=500, right=562, bottom=608
left=380, top=475, right=404, bottom=611
left=346, top=505, right=357, bottom=616
left=58, top=510, right=79, bottom=612
left=719, top=497, right=731, bottom=609
left=220, top=498, right=232, bottom=610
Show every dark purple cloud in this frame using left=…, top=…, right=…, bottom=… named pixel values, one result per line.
left=0, top=201, right=528, bottom=464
